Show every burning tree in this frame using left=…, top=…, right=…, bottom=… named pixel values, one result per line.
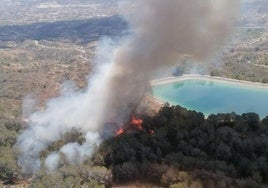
left=115, top=114, right=154, bottom=137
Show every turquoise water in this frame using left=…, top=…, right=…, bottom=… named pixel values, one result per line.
left=152, top=79, right=268, bottom=119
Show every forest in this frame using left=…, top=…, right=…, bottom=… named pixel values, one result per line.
left=1, top=104, right=268, bottom=187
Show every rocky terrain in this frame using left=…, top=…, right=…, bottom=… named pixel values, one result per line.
left=0, top=15, right=127, bottom=122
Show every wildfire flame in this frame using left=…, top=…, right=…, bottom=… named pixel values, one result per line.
left=114, top=114, right=154, bottom=136
left=115, top=114, right=143, bottom=136
left=115, top=127, right=124, bottom=136
left=130, top=114, right=143, bottom=130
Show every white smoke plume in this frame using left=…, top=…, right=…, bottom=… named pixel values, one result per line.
left=17, top=0, right=239, bottom=175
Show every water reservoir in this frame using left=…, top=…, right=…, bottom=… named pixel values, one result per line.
left=152, top=77, right=268, bottom=118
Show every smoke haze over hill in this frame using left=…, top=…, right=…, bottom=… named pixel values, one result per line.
left=16, top=0, right=239, bottom=175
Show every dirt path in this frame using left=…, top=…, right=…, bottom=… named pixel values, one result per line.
left=150, top=74, right=268, bottom=89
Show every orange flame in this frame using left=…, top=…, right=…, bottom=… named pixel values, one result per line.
left=114, top=114, right=151, bottom=137
left=131, top=114, right=143, bottom=130
left=115, top=127, right=124, bottom=136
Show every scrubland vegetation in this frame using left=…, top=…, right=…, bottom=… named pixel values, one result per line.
left=0, top=0, right=267, bottom=187
left=1, top=105, right=268, bottom=187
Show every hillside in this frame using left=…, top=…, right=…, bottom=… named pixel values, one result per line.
left=241, top=0, right=268, bottom=26
left=0, top=0, right=268, bottom=187
left=0, top=0, right=119, bottom=25
left=3, top=105, right=268, bottom=187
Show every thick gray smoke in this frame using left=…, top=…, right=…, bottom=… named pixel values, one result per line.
left=17, top=0, right=239, bottom=175
left=103, top=0, right=240, bottom=122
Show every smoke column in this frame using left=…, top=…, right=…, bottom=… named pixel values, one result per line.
left=17, top=0, right=239, bottom=174
left=103, top=0, right=240, bottom=122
